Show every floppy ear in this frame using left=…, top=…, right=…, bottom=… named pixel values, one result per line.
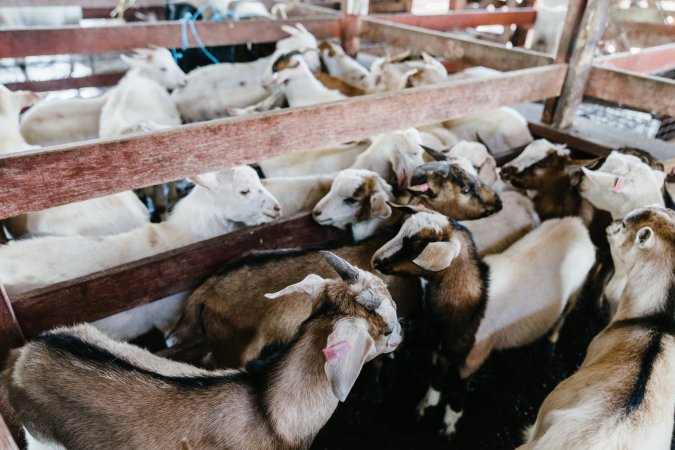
left=412, top=237, right=461, bottom=272
left=264, top=274, right=328, bottom=300
left=636, top=226, right=655, bottom=250
left=370, top=192, right=392, bottom=219
left=189, top=172, right=220, bottom=191
left=323, top=317, right=375, bottom=402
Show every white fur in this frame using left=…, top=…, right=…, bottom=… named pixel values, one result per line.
left=444, top=107, right=533, bottom=155
left=0, top=166, right=281, bottom=340
left=265, top=54, right=346, bottom=108
left=503, top=139, right=569, bottom=173
left=0, top=85, right=149, bottom=237
left=442, top=405, right=463, bottom=437
left=99, top=48, right=186, bottom=138
left=368, top=52, right=447, bottom=93
left=351, top=128, right=425, bottom=188
left=173, top=24, right=319, bottom=122
left=320, top=41, right=372, bottom=90
left=447, top=141, right=499, bottom=187
left=0, top=6, right=81, bottom=27
left=258, top=141, right=369, bottom=178
left=262, top=174, right=334, bottom=218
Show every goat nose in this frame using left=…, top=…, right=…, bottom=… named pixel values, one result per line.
left=313, top=210, right=322, bottom=217
left=273, top=204, right=280, bottom=212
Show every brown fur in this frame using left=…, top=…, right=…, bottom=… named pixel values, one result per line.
left=6, top=266, right=397, bottom=450
left=314, top=72, right=365, bottom=97
left=172, top=237, right=421, bottom=368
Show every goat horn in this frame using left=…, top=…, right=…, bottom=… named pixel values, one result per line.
left=420, top=145, right=448, bottom=161
left=355, top=288, right=382, bottom=312
left=417, top=162, right=450, bottom=178
left=320, top=251, right=359, bottom=283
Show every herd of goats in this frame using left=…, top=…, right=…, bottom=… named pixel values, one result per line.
left=0, top=20, right=674, bottom=450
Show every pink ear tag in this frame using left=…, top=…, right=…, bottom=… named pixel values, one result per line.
left=613, top=176, right=624, bottom=193
left=417, top=183, right=430, bottom=193
left=322, top=341, right=352, bottom=362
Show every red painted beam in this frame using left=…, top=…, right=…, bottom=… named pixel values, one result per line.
left=371, top=8, right=536, bottom=30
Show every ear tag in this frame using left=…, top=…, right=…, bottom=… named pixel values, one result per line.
left=322, top=341, right=352, bottom=362
left=613, top=176, right=624, bottom=193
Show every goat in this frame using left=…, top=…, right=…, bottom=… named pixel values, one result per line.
left=5, top=251, right=403, bottom=450
left=501, top=139, right=595, bottom=225
left=0, top=166, right=281, bottom=340
left=262, top=174, right=334, bottom=218
left=372, top=210, right=595, bottom=436
left=417, top=125, right=460, bottom=151
left=580, top=151, right=667, bottom=314
left=257, top=141, right=370, bottom=178
left=99, top=47, right=187, bottom=138
left=264, top=53, right=346, bottom=107
left=519, top=206, right=675, bottom=450
left=367, top=51, right=448, bottom=93
left=318, top=41, right=372, bottom=90
left=443, top=107, right=533, bottom=156
left=170, top=238, right=418, bottom=369
left=422, top=142, right=499, bottom=188
left=172, top=24, right=320, bottom=122
left=0, top=85, right=150, bottom=239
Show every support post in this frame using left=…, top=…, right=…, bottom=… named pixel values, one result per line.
left=542, top=0, right=611, bottom=128
left=341, top=0, right=368, bottom=55
left=0, top=281, right=24, bottom=362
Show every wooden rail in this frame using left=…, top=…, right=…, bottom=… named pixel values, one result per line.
left=594, top=43, right=675, bottom=74
left=0, top=17, right=341, bottom=58
left=584, top=67, right=675, bottom=117
left=0, top=64, right=566, bottom=219
left=0, top=0, right=162, bottom=6
left=371, top=8, right=537, bottom=29
left=4, top=72, right=124, bottom=93
left=11, top=214, right=349, bottom=338
left=360, top=17, right=553, bottom=72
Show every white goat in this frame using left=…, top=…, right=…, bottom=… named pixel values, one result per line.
left=580, top=151, right=667, bottom=314
left=99, top=47, right=187, bottom=138
left=6, top=251, right=402, bottom=450
left=319, top=41, right=372, bottom=90
left=0, top=166, right=281, bottom=340
left=264, top=53, right=346, bottom=107
left=0, top=85, right=149, bottom=238
left=443, top=107, right=533, bottom=155
left=520, top=206, right=675, bottom=450
left=173, top=24, right=320, bottom=122
left=368, top=52, right=448, bottom=93
left=350, top=128, right=425, bottom=189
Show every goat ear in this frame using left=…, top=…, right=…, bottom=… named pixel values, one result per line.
left=264, top=274, right=328, bottom=300
left=636, top=226, right=655, bottom=249
left=189, top=172, right=220, bottom=191
left=387, top=201, right=426, bottom=215
left=581, top=167, right=618, bottom=191
left=324, top=317, right=375, bottom=402
left=412, top=237, right=461, bottom=272
left=370, top=193, right=392, bottom=219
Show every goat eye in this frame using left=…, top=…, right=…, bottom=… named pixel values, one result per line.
left=343, top=197, right=358, bottom=205
left=384, top=330, right=392, bottom=336
left=240, top=189, right=250, bottom=196
left=461, top=187, right=470, bottom=194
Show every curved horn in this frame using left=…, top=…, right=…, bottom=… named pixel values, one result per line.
left=320, top=251, right=359, bottom=283
left=420, top=144, right=448, bottom=161
left=417, top=162, right=450, bottom=178
left=355, top=288, right=382, bottom=311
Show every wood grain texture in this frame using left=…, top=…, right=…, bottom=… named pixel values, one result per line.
left=0, top=17, right=341, bottom=58
left=0, top=282, right=24, bottom=361
left=360, top=17, right=553, bottom=71
left=0, top=64, right=566, bottom=219
left=585, top=67, right=675, bottom=117
left=594, top=43, right=675, bottom=74
left=11, top=214, right=350, bottom=338
left=550, top=0, right=610, bottom=129
left=618, top=22, right=675, bottom=48
left=5, top=72, right=124, bottom=93
left=371, top=9, right=536, bottom=30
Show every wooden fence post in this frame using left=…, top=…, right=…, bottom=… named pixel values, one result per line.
left=341, top=0, right=369, bottom=55
left=0, top=281, right=25, bottom=362
left=542, top=0, right=611, bottom=128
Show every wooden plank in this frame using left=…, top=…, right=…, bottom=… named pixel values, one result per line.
left=360, top=17, right=553, bottom=71
left=0, top=17, right=341, bottom=58
left=0, top=414, right=19, bottom=450
left=371, top=9, right=536, bottom=30
left=0, top=0, right=163, bottom=6
left=0, top=282, right=24, bottom=360
left=0, top=64, right=566, bottom=219
left=617, top=22, right=675, bottom=49
left=548, top=0, right=610, bottom=128
left=0, top=382, right=22, bottom=450
left=594, top=43, right=675, bottom=74
left=11, top=215, right=350, bottom=338
left=5, top=72, right=123, bottom=93
left=585, top=67, right=675, bottom=117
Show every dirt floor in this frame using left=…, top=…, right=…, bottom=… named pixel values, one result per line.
left=311, top=265, right=628, bottom=450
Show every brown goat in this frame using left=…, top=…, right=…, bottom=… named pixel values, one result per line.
left=6, top=252, right=402, bottom=450
left=520, top=206, right=675, bottom=449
